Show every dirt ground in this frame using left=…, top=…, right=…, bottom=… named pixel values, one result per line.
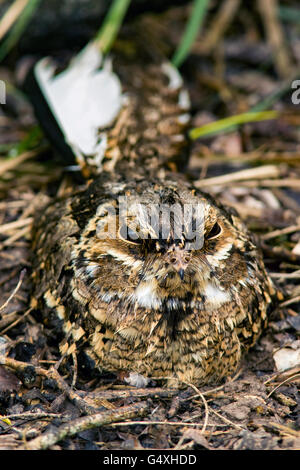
left=0, top=3, right=299, bottom=450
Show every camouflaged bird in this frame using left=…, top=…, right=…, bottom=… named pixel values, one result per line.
left=31, top=40, right=276, bottom=387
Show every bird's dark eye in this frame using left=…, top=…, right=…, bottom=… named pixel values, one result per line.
left=119, top=225, right=142, bottom=245
left=206, top=222, right=222, bottom=240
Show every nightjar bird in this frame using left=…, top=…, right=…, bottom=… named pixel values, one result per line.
left=31, top=41, right=276, bottom=387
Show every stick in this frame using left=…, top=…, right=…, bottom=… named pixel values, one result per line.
left=195, top=165, right=280, bottom=187
left=79, top=387, right=179, bottom=402
left=0, top=356, right=102, bottom=415
left=199, top=0, right=240, bottom=54
left=0, top=151, right=36, bottom=176
left=257, top=0, right=293, bottom=79
left=0, top=269, right=26, bottom=314
left=0, top=0, right=28, bottom=41
left=21, top=401, right=149, bottom=450
left=0, top=217, right=32, bottom=235
left=262, top=224, right=300, bottom=240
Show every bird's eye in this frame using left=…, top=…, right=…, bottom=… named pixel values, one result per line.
left=119, top=225, right=142, bottom=245
left=206, top=222, right=222, bottom=240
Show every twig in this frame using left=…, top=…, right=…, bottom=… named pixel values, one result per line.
left=267, top=422, right=300, bottom=438
left=262, top=224, right=300, bottom=241
left=264, top=365, right=300, bottom=385
left=257, top=0, right=293, bottom=79
left=218, top=201, right=263, bottom=219
left=184, top=382, right=209, bottom=434
left=3, top=412, right=61, bottom=421
left=1, top=225, right=30, bottom=247
left=0, top=151, right=36, bottom=177
left=0, top=269, right=26, bottom=314
left=45, top=366, right=105, bottom=415
left=80, top=387, right=178, bottom=402
left=0, top=0, right=42, bottom=62
left=198, top=0, right=240, bottom=54
left=71, top=351, right=78, bottom=389
left=195, top=165, right=280, bottom=187
left=279, top=294, right=300, bottom=307
left=0, top=0, right=28, bottom=41
left=267, top=373, right=300, bottom=398
left=0, top=307, right=31, bottom=335
left=108, top=420, right=227, bottom=429
left=270, top=272, right=300, bottom=280
left=0, top=217, right=32, bottom=235
left=196, top=151, right=300, bottom=167
left=215, top=178, right=300, bottom=188
left=20, top=401, right=149, bottom=450
left=0, top=311, right=19, bottom=331
left=0, top=356, right=102, bottom=415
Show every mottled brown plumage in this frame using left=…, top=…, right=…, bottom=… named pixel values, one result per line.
left=31, top=40, right=276, bottom=387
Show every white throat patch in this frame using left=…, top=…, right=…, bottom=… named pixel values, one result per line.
left=204, top=283, right=230, bottom=307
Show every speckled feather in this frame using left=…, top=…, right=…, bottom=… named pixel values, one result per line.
left=31, top=39, right=276, bottom=387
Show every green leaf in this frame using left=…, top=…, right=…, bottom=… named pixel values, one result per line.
left=8, top=125, right=43, bottom=157
left=189, top=110, right=279, bottom=140
left=172, top=0, right=210, bottom=68
left=94, top=0, right=132, bottom=55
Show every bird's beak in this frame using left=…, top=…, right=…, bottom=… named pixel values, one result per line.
left=166, top=246, right=190, bottom=281
left=178, top=268, right=185, bottom=281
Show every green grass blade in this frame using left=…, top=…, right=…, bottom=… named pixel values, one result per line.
left=172, top=0, right=210, bottom=68
left=94, top=0, right=132, bottom=55
left=9, top=125, right=43, bottom=157
left=189, top=67, right=300, bottom=140
left=0, top=0, right=42, bottom=63
left=189, top=110, right=279, bottom=140
left=278, top=6, right=300, bottom=24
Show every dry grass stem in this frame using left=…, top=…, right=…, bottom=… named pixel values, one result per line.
left=0, top=151, right=36, bottom=177
left=262, top=224, right=300, bottom=240
left=20, top=401, right=149, bottom=450
left=198, top=0, right=240, bottom=54
left=279, top=294, right=300, bottom=307
left=184, top=382, right=209, bottom=434
left=0, top=269, right=25, bottom=314
left=231, top=179, right=300, bottom=188
left=108, top=420, right=226, bottom=429
left=0, top=307, right=31, bottom=335
left=267, top=373, right=300, bottom=398
left=1, top=226, right=30, bottom=247
left=0, top=0, right=28, bottom=41
left=0, top=217, right=32, bottom=234
left=195, top=165, right=280, bottom=187
left=257, top=0, right=293, bottom=79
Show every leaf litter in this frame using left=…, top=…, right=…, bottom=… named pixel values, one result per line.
left=0, top=2, right=300, bottom=450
